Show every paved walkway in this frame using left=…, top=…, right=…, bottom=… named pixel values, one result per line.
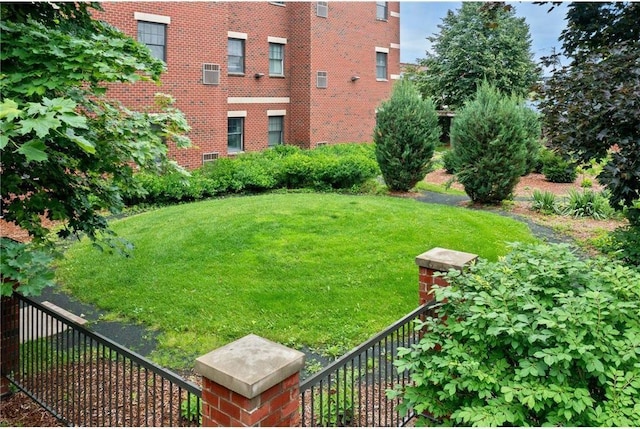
left=31, top=287, right=159, bottom=357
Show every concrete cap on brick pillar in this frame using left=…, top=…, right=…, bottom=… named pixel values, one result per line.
left=195, top=334, right=305, bottom=400
left=415, top=247, right=478, bottom=272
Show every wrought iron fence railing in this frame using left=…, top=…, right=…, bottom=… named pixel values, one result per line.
left=299, top=302, right=435, bottom=427
left=6, top=294, right=202, bottom=427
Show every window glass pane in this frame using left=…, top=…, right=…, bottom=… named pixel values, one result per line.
left=376, top=52, right=387, bottom=79
left=269, top=43, right=284, bottom=75
left=228, top=118, right=243, bottom=152
left=268, top=116, right=283, bottom=146
left=269, top=44, right=283, bottom=59
left=376, top=1, right=387, bottom=19
left=138, top=21, right=166, bottom=61
left=228, top=39, right=243, bottom=56
left=228, top=39, right=244, bottom=73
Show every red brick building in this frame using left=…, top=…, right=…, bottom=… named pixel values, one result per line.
left=95, top=1, right=400, bottom=169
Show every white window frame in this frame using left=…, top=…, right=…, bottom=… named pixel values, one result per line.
left=228, top=38, right=245, bottom=74
left=269, top=42, right=285, bottom=76
left=227, top=116, right=244, bottom=153
left=316, top=1, right=328, bottom=18
left=376, top=1, right=388, bottom=20
left=268, top=115, right=284, bottom=147
left=316, top=71, right=328, bottom=88
left=137, top=21, right=167, bottom=62
left=376, top=49, right=388, bottom=81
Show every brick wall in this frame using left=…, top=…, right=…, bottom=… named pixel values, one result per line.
left=96, top=1, right=400, bottom=168
left=201, top=374, right=301, bottom=426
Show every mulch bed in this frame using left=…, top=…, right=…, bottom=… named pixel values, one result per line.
left=1, top=356, right=200, bottom=427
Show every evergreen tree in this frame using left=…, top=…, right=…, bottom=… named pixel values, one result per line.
left=374, top=80, right=440, bottom=192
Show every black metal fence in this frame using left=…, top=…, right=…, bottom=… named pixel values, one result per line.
left=6, top=294, right=202, bottom=427
left=299, top=303, right=435, bottom=427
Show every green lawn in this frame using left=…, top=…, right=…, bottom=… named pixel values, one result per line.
left=56, top=193, right=537, bottom=368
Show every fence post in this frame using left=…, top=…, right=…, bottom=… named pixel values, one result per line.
left=415, top=247, right=477, bottom=305
left=0, top=282, right=20, bottom=397
left=195, top=334, right=305, bottom=427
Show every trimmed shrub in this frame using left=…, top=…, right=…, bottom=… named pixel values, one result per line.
left=277, top=152, right=316, bottom=189
left=201, top=157, right=246, bottom=194
left=124, top=143, right=380, bottom=206
left=390, top=243, right=640, bottom=426
left=450, top=82, right=528, bottom=204
left=374, top=79, right=441, bottom=192
left=129, top=171, right=214, bottom=205
left=541, top=148, right=578, bottom=183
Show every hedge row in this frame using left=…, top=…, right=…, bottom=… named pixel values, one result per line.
left=122, top=144, right=380, bottom=206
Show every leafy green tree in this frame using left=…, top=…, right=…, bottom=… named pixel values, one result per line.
left=540, top=2, right=640, bottom=225
left=411, top=2, right=540, bottom=110
left=373, top=80, right=440, bottom=192
left=0, top=3, right=191, bottom=296
left=450, top=82, right=529, bottom=204
left=389, top=243, right=640, bottom=426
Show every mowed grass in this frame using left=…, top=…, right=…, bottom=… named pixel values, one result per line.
left=56, top=193, right=537, bottom=368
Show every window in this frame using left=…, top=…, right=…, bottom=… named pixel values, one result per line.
left=228, top=118, right=244, bottom=152
left=270, top=1, right=285, bottom=5
left=138, top=21, right=166, bottom=61
left=269, top=43, right=284, bottom=76
left=376, top=1, right=388, bottom=20
left=268, top=116, right=284, bottom=147
left=376, top=52, right=388, bottom=79
left=317, top=71, right=328, bottom=88
left=228, top=39, right=245, bottom=74
left=316, top=1, right=328, bottom=17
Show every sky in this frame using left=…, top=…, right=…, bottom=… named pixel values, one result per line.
left=400, top=1, right=570, bottom=75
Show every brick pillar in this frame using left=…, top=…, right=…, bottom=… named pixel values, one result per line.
left=195, top=334, right=305, bottom=427
left=1, top=283, right=20, bottom=397
left=415, top=247, right=478, bottom=305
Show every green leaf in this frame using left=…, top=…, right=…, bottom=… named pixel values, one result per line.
left=59, top=112, right=88, bottom=129
left=16, top=139, right=48, bottom=162
left=19, top=114, right=61, bottom=138
left=0, top=99, right=22, bottom=120
left=65, top=128, right=95, bottom=154
left=0, top=134, right=9, bottom=150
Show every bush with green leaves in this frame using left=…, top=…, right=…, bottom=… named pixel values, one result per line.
left=127, top=170, right=214, bottom=205
left=374, top=79, right=441, bottom=192
left=389, top=243, right=640, bottom=426
left=531, top=189, right=616, bottom=220
left=123, top=144, right=380, bottom=206
left=565, top=189, right=615, bottom=220
left=450, top=83, right=529, bottom=204
left=597, top=225, right=640, bottom=268
left=314, top=369, right=359, bottom=426
left=531, top=190, right=560, bottom=215
left=541, top=149, right=578, bottom=183
left=180, top=393, right=201, bottom=425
